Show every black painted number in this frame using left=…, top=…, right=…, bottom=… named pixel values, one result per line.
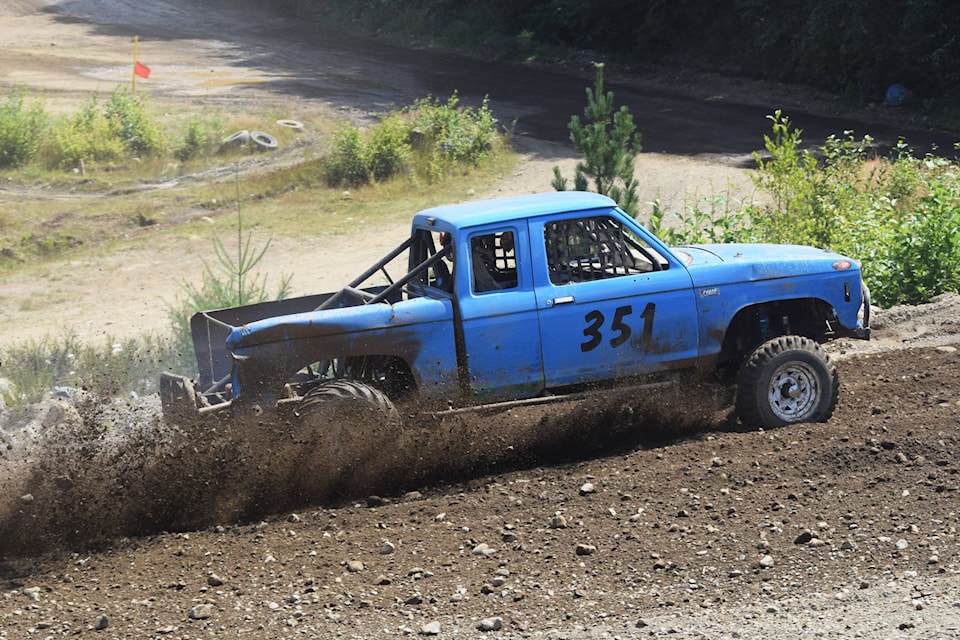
left=609, top=305, right=633, bottom=348
left=580, top=303, right=656, bottom=353
left=581, top=309, right=604, bottom=352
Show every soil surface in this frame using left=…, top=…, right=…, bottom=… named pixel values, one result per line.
left=2, top=1, right=960, bottom=639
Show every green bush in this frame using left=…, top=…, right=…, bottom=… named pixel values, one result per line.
left=323, top=91, right=499, bottom=187
left=649, top=187, right=751, bottom=246
left=322, top=123, right=370, bottom=187
left=0, top=88, right=47, bottom=168
left=408, top=92, right=498, bottom=173
left=48, top=95, right=126, bottom=167
left=364, top=111, right=411, bottom=182
left=176, top=115, right=222, bottom=161
left=44, top=90, right=168, bottom=167
left=103, top=88, right=167, bottom=156
left=664, top=111, right=960, bottom=308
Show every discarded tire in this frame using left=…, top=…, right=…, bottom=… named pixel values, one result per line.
left=221, top=130, right=250, bottom=146
left=276, top=119, right=304, bottom=130
left=250, top=130, right=278, bottom=150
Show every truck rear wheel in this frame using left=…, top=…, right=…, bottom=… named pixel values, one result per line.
left=735, top=335, right=838, bottom=428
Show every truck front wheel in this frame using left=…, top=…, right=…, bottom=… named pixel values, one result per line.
left=295, top=379, right=397, bottom=421
left=735, top=336, right=838, bottom=428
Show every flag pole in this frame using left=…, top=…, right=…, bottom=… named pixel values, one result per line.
left=133, top=35, right=139, bottom=94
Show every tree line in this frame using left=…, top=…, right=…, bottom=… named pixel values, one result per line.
left=277, top=0, right=958, bottom=112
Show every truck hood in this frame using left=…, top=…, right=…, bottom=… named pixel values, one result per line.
left=672, top=243, right=858, bottom=287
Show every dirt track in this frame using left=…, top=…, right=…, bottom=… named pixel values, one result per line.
left=3, top=1, right=960, bottom=638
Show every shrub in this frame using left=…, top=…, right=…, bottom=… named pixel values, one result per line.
left=408, top=92, right=498, bottom=180
left=322, top=123, right=370, bottom=187
left=176, top=115, right=221, bottom=161
left=103, top=87, right=167, bottom=155
left=364, top=111, right=410, bottom=182
left=739, top=112, right=960, bottom=307
left=322, top=91, right=498, bottom=187
left=0, top=88, right=47, bottom=168
left=49, top=95, right=126, bottom=167
left=649, top=187, right=752, bottom=246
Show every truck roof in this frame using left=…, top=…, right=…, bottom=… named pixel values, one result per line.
left=412, top=191, right=617, bottom=231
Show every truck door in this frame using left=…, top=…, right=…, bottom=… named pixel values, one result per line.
left=455, top=225, right=546, bottom=402
left=531, top=212, right=699, bottom=388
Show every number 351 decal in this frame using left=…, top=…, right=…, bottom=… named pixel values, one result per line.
left=581, top=303, right=656, bottom=353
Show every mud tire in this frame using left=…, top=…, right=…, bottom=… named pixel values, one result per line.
left=735, top=335, right=838, bottom=429
left=296, top=379, right=397, bottom=420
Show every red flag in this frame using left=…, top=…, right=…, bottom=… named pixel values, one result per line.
left=134, top=61, right=151, bottom=79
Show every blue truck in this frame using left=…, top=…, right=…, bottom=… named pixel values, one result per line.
left=160, top=191, right=870, bottom=430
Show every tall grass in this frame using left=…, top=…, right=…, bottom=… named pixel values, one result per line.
left=0, top=333, right=186, bottom=414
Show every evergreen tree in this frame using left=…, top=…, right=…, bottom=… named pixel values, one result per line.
left=552, top=63, right=642, bottom=217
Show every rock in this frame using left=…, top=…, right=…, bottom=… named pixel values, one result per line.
left=346, top=560, right=365, bottom=572
left=794, top=531, right=814, bottom=545
left=579, top=482, right=597, bottom=495
left=367, top=495, right=387, bottom=507
left=405, top=593, right=423, bottom=605
left=207, top=573, right=224, bottom=587
left=472, top=543, right=496, bottom=556
left=401, top=491, right=424, bottom=502
left=188, top=604, right=214, bottom=620
left=23, top=586, right=40, bottom=601
left=759, top=555, right=775, bottom=568
left=478, top=616, right=503, bottom=631
left=549, top=514, right=568, bottom=529
left=575, top=543, right=597, bottom=556
left=935, top=346, right=957, bottom=354
left=95, top=614, right=109, bottom=630
left=19, top=494, right=34, bottom=504
left=896, top=539, right=909, bottom=551
left=421, top=620, right=441, bottom=635
left=380, top=541, right=396, bottom=555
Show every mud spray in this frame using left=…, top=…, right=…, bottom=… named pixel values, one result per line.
left=0, top=379, right=732, bottom=559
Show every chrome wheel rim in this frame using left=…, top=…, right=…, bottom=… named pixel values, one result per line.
left=767, top=361, right=819, bottom=422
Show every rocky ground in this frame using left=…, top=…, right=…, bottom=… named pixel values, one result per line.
left=2, top=296, right=960, bottom=638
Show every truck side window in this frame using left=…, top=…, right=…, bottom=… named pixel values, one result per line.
left=544, top=216, right=664, bottom=285
left=471, top=231, right=518, bottom=293
left=410, top=229, right=454, bottom=293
